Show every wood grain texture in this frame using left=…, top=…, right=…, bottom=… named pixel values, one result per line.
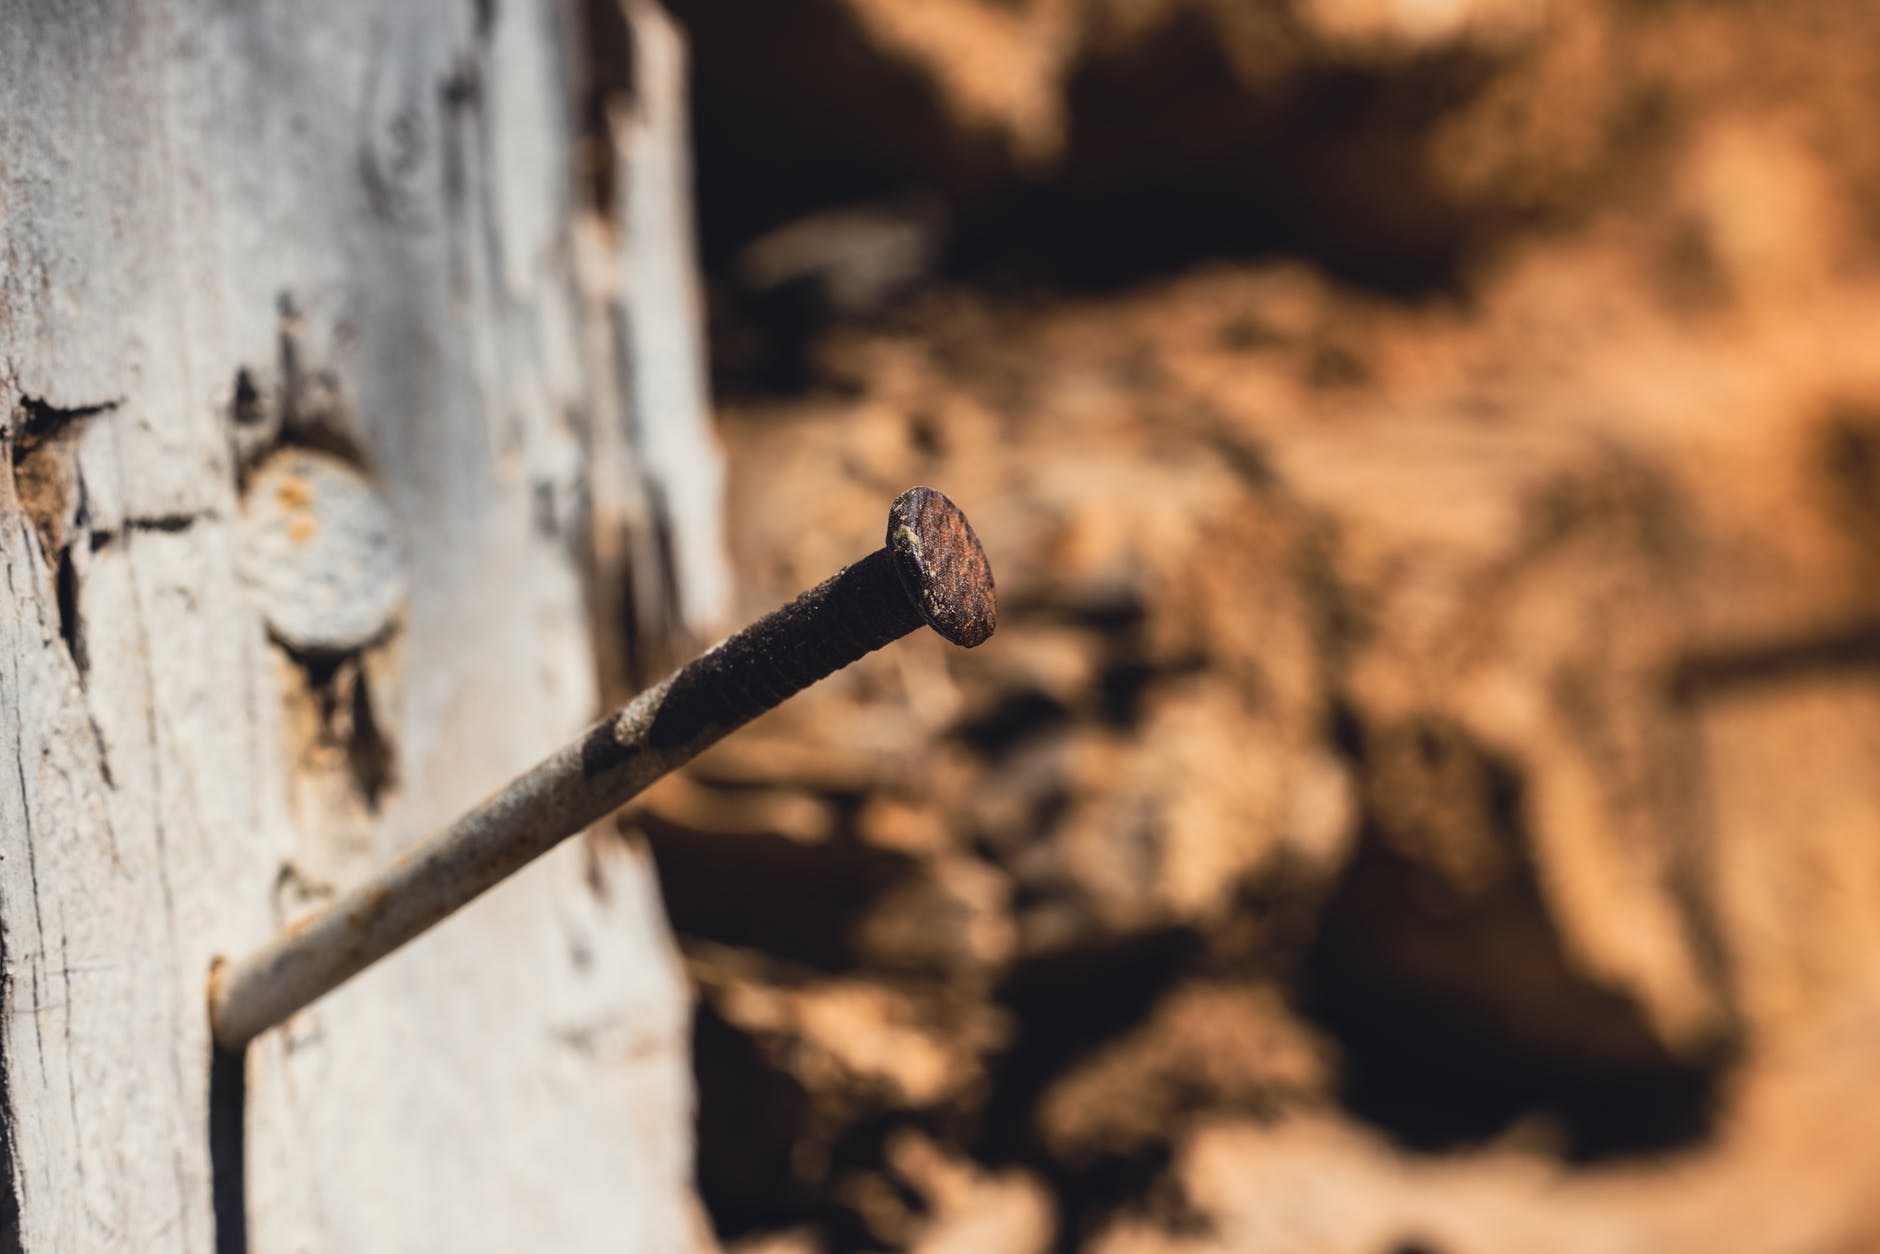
left=0, top=1, right=716, bottom=1248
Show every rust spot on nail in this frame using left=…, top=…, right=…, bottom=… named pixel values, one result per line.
left=581, top=712, right=639, bottom=777
left=888, top=486, right=997, bottom=648
left=276, top=475, right=314, bottom=509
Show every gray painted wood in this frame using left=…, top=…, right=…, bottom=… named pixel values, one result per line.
left=0, top=1, right=715, bottom=1248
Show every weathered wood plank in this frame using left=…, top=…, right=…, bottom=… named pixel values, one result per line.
left=0, top=1, right=713, bottom=1248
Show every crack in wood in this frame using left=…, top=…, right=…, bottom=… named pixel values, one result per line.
left=1, top=563, right=31, bottom=1251
left=0, top=897, right=23, bottom=1254
left=9, top=396, right=120, bottom=448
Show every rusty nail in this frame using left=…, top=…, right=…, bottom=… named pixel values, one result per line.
left=209, top=486, right=995, bottom=1048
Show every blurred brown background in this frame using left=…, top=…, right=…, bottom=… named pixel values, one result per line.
left=633, top=1, right=1880, bottom=1249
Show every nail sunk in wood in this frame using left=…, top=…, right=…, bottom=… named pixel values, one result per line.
left=209, top=486, right=995, bottom=1048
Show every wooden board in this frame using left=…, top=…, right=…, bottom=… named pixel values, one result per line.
left=0, top=1, right=715, bottom=1248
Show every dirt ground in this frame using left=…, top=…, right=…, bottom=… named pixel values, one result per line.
left=633, top=1, right=1880, bottom=1249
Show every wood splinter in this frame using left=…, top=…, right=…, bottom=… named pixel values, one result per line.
left=209, top=486, right=996, bottom=1049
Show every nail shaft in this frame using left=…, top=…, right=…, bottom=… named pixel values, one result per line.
left=211, top=487, right=995, bottom=1048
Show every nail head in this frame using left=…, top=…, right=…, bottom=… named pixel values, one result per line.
left=887, top=486, right=996, bottom=648
left=240, top=448, right=408, bottom=655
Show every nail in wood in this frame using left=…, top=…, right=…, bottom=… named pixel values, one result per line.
left=210, top=486, right=995, bottom=1048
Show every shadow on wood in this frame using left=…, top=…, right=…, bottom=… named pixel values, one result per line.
left=208, top=1046, right=248, bottom=1254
